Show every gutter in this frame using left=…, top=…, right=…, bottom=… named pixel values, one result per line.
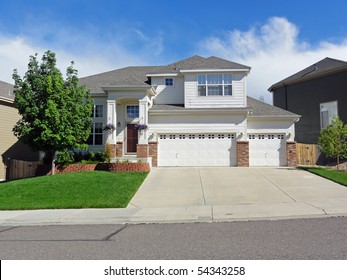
left=149, top=108, right=250, bottom=116
left=0, top=96, right=14, bottom=104
left=268, top=65, right=347, bottom=92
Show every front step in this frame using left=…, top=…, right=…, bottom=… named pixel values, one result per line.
left=110, top=155, right=138, bottom=163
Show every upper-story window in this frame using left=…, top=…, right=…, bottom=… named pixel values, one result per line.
left=198, top=73, right=232, bottom=96
left=320, top=101, right=338, bottom=129
left=165, top=78, right=174, bottom=86
left=127, top=105, right=139, bottom=118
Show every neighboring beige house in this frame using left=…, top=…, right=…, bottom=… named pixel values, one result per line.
left=0, top=80, right=39, bottom=180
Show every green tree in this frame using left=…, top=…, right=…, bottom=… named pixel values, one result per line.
left=318, top=116, right=347, bottom=170
left=12, top=50, right=93, bottom=173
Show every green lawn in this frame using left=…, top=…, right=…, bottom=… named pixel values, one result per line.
left=299, top=167, right=347, bottom=187
left=0, top=171, right=148, bottom=210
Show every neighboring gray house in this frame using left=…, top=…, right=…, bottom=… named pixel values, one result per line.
left=80, top=55, right=299, bottom=167
left=269, top=57, right=347, bottom=144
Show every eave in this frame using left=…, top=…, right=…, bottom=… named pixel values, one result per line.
left=146, top=73, right=179, bottom=77
left=101, top=85, right=156, bottom=96
left=149, top=108, right=250, bottom=116
left=247, top=115, right=301, bottom=122
left=269, top=66, right=347, bottom=92
left=0, top=96, right=14, bottom=104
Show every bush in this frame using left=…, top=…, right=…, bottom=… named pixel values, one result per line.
left=95, top=151, right=107, bottom=162
left=84, top=151, right=95, bottom=161
left=56, top=150, right=74, bottom=166
left=73, top=151, right=84, bottom=162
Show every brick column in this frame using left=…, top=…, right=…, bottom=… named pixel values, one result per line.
left=286, top=141, right=297, bottom=167
left=116, top=142, right=123, bottom=157
left=137, top=144, right=149, bottom=158
left=237, top=141, right=249, bottom=167
left=149, top=142, right=158, bottom=167
left=105, top=143, right=117, bottom=158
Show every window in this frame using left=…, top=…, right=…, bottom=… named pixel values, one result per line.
left=198, top=73, right=232, bottom=96
left=320, top=101, right=338, bottom=129
left=87, top=122, right=103, bottom=146
left=91, top=104, right=103, bottom=118
left=88, top=104, right=104, bottom=146
left=165, top=78, right=174, bottom=86
left=127, top=105, right=139, bottom=118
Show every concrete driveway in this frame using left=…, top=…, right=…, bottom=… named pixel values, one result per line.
left=128, top=167, right=347, bottom=221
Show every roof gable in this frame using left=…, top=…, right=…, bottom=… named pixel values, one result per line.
left=269, top=57, right=347, bottom=91
left=0, top=80, right=14, bottom=101
left=79, top=55, right=251, bottom=93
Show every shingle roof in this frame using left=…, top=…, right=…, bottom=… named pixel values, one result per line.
left=79, top=66, right=162, bottom=93
left=269, top=57, right=347, bottom=91
left=0, top=80, right=14, bottom=101
left=150, top=97, right=300, bottom=118
left=247, top=97, right=299, bottom=117
left=79, top=56, right=251, bottom=93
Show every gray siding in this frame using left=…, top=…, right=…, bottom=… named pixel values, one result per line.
left=273, top=70, right=347, bottom=144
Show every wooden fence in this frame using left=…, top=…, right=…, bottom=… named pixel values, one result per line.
left=296, top=143, right=317, bottom=165
left=8, top=159, right=43, bottom=180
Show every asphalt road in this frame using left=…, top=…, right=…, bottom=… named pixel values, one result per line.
left=0, top=217, right=346, bottom=259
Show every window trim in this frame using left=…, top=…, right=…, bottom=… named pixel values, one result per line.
left=320, top=100, right=338, bottom=130
left=197, top=73, right=232, bottom=97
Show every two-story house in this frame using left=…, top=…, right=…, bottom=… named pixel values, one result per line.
left=269, top=57, right=347, bottom=144
left=80, top=55, right=300, bottom=167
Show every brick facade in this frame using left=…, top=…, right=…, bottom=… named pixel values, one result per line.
left=149, top=142, right=158, bottom=167
left=237, top=141, right=249, bottom=167
left=136, top=144, right=149, bottom=158
left=108, top=144, right=117, bottom=158
left=116, top=142, right=123, bottom=157
left=286, top=141, right=297, bottom=167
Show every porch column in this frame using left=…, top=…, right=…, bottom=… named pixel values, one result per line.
left=138, top=97, right=149, bottom=144
left=106, top=100, right=116, bottom=144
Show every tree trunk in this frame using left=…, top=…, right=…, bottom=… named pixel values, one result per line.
left=51, top=151, right=57, bottom=175
left=337, top=156, right=340, bottom=171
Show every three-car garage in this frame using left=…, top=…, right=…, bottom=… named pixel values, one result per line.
left=157, top=132, right=287, bottom=167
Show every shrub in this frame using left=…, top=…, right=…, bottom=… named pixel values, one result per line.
left=73, top=151, right=84, bottom=162
left=95, top=151, right=107, bottom=162
left=56, top=150, right=74, bottom=166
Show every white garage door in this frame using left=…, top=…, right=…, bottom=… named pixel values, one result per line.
left=158, top=133, right=236, bottom=166
left=249, top=134, right=286, bottom=166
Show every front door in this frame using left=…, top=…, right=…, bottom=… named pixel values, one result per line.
left=127, top=124, right=138, bottom=153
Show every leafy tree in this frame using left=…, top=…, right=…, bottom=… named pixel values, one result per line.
left=12, top=50, right=93, bottom=173
left=318, top=116, right=347, bottom=170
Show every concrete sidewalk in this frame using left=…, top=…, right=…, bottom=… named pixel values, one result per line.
left=0, top=201, right=346, bottom=226
left=1, top=167, right=347, bottom=225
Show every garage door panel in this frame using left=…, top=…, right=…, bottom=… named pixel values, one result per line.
left=158, top=133, right=236, bottom=167
left=249, top=134, right=286, bottom=167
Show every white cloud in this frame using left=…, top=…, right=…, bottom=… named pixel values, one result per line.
left=0, top=27, right=164, bottom=83
left=199, top=17, right=347, bottom=104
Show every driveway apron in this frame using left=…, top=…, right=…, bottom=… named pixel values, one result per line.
left=127, top=167, right=347, bottom=210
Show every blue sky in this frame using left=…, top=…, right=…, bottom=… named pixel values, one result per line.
left=1, top=0, right=347, bottom=102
